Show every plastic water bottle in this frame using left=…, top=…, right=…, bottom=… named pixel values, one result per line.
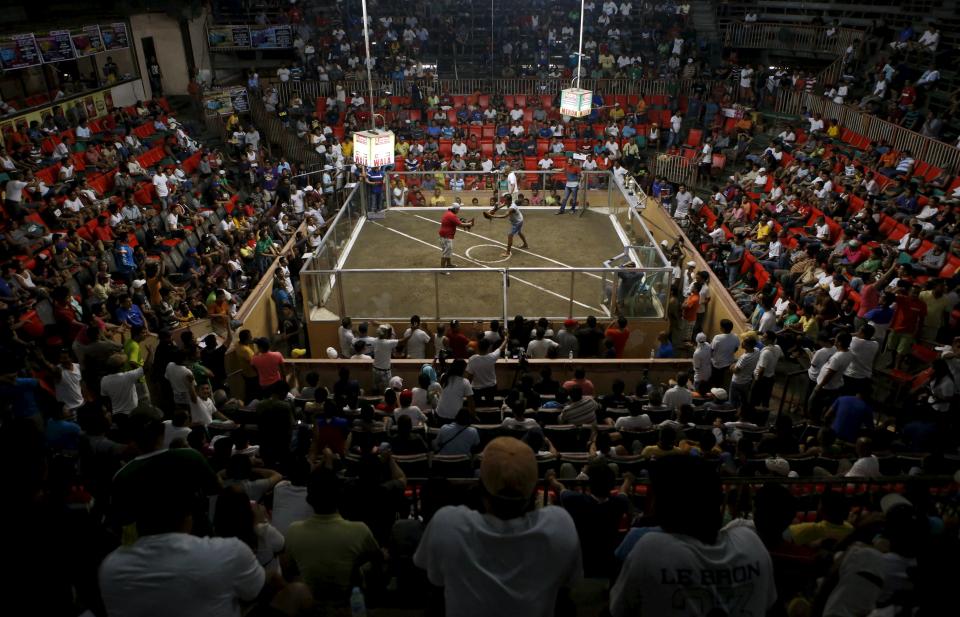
left=568, top=350, right=574, bottom=359
left=350, top=587, right=366, bottom=617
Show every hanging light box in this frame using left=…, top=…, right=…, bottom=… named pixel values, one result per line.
left=353, top=129, right=395, bottom=168
left=560, top=87, right=593, bottom=118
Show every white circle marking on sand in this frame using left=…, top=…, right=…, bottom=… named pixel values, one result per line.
left=465, top=244, right=512, bottom=263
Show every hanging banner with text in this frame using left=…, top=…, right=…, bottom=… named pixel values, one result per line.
left=71, top=25, right=104, bottom=58
left=0, top=33, right=41, bottom=69
left=208, top=25, right=251, bottom=49
left=203, top=86, right=250, bottom=116
left=101, top=23, right=129, bottom=51
left=250, top=25, right=293, bottom=49
left=36, top=30, right=76, bottom=64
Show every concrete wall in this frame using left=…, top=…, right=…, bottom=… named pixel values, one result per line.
left=129, top=13, right=190, bottom=97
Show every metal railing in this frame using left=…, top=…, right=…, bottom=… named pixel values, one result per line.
left=773, top=89, right=960, bottom=171
left=723, top=22, right=864, bottom=56
left=299, top=170, right=674, bottom=324
left=654, top=154, right=699, bottom=187
left=301, top=265, right=671, bottom=322
left=266, top=77, right=734, bottom=105
left=381, top=169, right=616, bottom=208
left=247, top=88, right=325, bottom=167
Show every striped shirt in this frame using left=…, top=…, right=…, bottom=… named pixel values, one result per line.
left=561, top=398, right=599, bottom=425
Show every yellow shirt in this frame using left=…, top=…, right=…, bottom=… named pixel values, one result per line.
left=827, top=125, right=840, bottom=138
left=341, top=140, right=353, bottom=158
left=429, top=195, right=447, bottom=207
left=236, top=343, right=257, bottom=378
left=755, top=223, right=772, bottom=242
left=395, top=141, right=410, bottom=156
left=800, top=315, right=818, bottom=337
left=789, top=520, right=853, bottom=546
left=609, top=107, right=625, bottom=121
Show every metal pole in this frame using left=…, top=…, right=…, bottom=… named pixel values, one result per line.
left=360, top=0, right=376, bottom=130
left=576, top=0, right=585, bottom=88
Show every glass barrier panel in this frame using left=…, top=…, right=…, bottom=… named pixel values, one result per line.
left=617, top=268, right=669, bottom=319
left=436, top=270, right=504, bottom=321
left=504, top=269, right=596, bottom=320
left=302, top=271, right=342, bottom=319
left=338, top=270, right=438, bottom=321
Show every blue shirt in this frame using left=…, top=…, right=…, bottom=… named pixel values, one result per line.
left=427, top=125, right=441, bottom=137
left=622, top=126, right=636, bottom=138
left=366, top=168, right=384, bottom=193
left=864, top=305, right=893, bottom=325
left=0, top=378, right=39, bottom=418
left=831, top=396, right=873, bottom=441
left=46, top=418, right=82, bottom=451
left=115, top=304, right=146, bottom=327
left=655, top=341, right=674, bottom=358
left=116, top=244, right=136, bottom=270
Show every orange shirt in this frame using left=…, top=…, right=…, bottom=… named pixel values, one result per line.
left=682, top=293, right=700, bottom=322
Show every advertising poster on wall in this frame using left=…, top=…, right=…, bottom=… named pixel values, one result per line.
left=71, top=25, right=104, bottom=57
left=0, top=33, right=41, bottom=69
left=204, top=86, right=250, bottom=115
left=101, top=23, right=129, bottom=50
left=208, top=25, right=251, bottom=49
left=36, top=30, right=76, bottom=63
left=250, top=25, right=292, bottom=49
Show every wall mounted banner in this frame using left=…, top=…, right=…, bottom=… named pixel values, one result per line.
left=101, top=23, right=129, bottom=51
left=0, top=33, right=41, bottom=69
left=208, top=25, right=251, bottom=49
left=37, top=30, right=76, bottom=63
left=203, top=86, right=250, bottom=115
left=71, top=26, right=104, bottom=57
left=250, top=25, right=293, bottom=49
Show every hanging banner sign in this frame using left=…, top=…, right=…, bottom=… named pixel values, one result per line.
left=71, top=25, right=104, bottom=57
left=0, top=33, right=41, bottom=69
left=37, top=30, right=76, bottom=63
left=101, top=23, right=129, bottom=50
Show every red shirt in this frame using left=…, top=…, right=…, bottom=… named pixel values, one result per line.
left=94, top=225, right=114, bottom=242
left=250, top=351, right=284, bottom=386
left=448, top=331, right=471, bottom=358
left=890, top=294, right=927, bottom=334
left=604, top=326, right=630, bottom=358
left=439, top=210, right=463, bottom=239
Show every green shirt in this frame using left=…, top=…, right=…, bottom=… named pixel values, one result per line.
left=255, top=237, right=274, bottom=256
left=285, top=513, right=379, bottom=600
left=855, top=257, right=882, bottom=274
left=124, top=338, right=146, bottom=382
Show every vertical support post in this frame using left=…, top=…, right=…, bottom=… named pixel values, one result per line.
left=336, top=272, right=346, bottom=317
left=434, top=271, right=441, bottom=320
left=502, top=269, right=508, bottom=326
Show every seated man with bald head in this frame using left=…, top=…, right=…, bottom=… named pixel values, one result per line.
left=414, top=437, right=582, bottom=616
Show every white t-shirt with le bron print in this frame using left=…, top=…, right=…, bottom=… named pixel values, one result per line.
left=610, top=526, right=776, bottom=617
